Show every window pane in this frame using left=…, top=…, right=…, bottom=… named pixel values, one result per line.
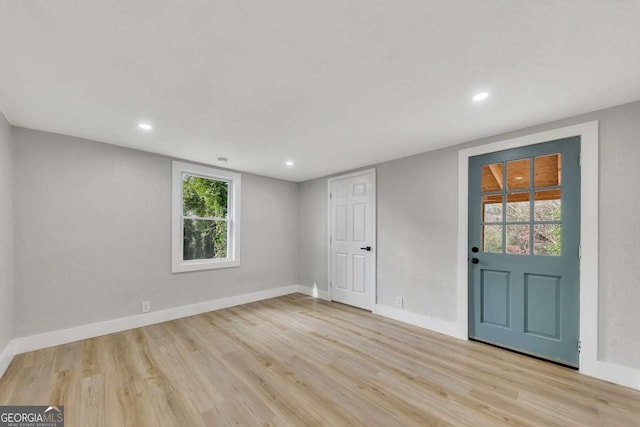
left=535, top=153, right=561, bottom=187
left=506, top=192, right=530, bottom=222
left=507, top=158, right=530, bottom=190
left=534, top=224, right=561, bottom=256
left=506, top=224, right=530, bottom=254
left=183, top=174, right=228, bottom=218
left=482, top=163, right=503, bottom=192
left=183, top=219, right=228, bottom=260
left=483, top=195, right=503, bottom=223
left=534, top=190, right=561, bottom=221
left=483, top=225, right=503, bottom=253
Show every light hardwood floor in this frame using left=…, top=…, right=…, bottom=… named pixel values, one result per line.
left=1, top=294, right=639, bottom=426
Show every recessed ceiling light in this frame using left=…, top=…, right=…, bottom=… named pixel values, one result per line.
left=138, top=123, right=153, bottom=131
left=472, top=92, right=490, bottom=102
left=285, top=161, right=294, bottom=167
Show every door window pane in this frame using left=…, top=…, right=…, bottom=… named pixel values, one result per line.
left=483, top=195, right=503, bottom=222
left=483, top=225, right=503, bottom=253
left=482, top=163, right=503, bottom=192
left=534, top=154, right=561, bottom=187
left=507, top=158, right=530, bottom=190
left=477, top=154, right=565, bottom=257
left=506, top=224, right=530, bottom=254
left=534, top=190, right=561, bottom=221
left=506, top=192, right=530, bottom=222
left=534, top=224, right=561, bottom=256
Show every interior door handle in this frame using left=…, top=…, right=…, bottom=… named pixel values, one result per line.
left=471, top=257, right=479, bottom=264
left=360, top=246, right=372, bottom=251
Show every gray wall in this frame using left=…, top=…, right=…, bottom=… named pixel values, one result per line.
left=298, top=100, right=640, bottom=370
left=377, top=148, right=459, bottom=321
left=0, top=111, right=13, bottom=353
left=297, top=178, right=328, bottom=291
left=13, top=128, right=299, bottom=336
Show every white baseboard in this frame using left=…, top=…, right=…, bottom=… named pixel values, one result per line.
left=11, top=285, right=301, bottom=357
left=581, top=360, right=640, bottom=391
left=296, top=285, right=330, bottom=301
left=373, top=304, right=466, bottom=340
left=0, top=340, right=15, bottom=380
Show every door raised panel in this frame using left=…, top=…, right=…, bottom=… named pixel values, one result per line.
left=335, top=205, right=348, bottom=241
left=352, top=254, right=366, bottom=293
left=353, top=182, right=366, bottom=197
left=352, top=203, right=366, bottom=242
left=525, top=274, right=561, bottom=340
left=336, top=185, right=348, bottom=198
left=335, top=253, right=348, bottom=290
left=481, top=270, right=511, bottom=328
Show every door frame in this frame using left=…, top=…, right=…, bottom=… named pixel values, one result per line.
left=457, top=121, right=598, bottom=373
left=327, top=168, right=377, bottom=310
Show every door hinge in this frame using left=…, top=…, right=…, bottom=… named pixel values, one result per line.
left=330, top=193, right=332, bottom=199
left=578, top=340, right=581, bottom=353
left=579, top=152, right=582, bottom=167
left=579, top=245, right=582, bottom=260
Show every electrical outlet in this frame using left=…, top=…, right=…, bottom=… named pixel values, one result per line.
left=395, top=297, right=403, bottom=308
left=141, top=301, right=151, bottom=313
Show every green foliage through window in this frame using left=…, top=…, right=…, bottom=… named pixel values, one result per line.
left=182, top=175, right=229, bottom=260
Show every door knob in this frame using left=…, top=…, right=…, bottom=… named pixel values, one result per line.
left=471, top=246, right=479, bottom=253
left=471, top=257, right=479, bottom=264
left=360, top=246, right=372, bottom=251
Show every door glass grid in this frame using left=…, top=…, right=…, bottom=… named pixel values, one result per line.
left=481, top=154, right=562, bottom=256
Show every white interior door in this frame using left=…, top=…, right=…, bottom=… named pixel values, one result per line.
left=329, top=170, right=375, bottom=310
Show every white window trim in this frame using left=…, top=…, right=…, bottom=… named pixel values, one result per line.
left=172, top=161, right=241, bottom=273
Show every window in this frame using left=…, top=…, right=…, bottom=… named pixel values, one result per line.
left=172, top=161, right=241, bottom=272
left=480, top=153, right=562, bottom=256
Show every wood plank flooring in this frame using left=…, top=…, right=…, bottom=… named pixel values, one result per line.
left=1, top=294, right=639, bottom=426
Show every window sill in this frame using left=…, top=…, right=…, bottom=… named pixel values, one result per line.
left=172, top=258, right=240, bottom=273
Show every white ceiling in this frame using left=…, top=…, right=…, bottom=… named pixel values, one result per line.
left=1, top=1, right=640, bottom=182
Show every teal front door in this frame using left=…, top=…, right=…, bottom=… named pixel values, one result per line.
left=468, top=137, right=580, bottom=366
